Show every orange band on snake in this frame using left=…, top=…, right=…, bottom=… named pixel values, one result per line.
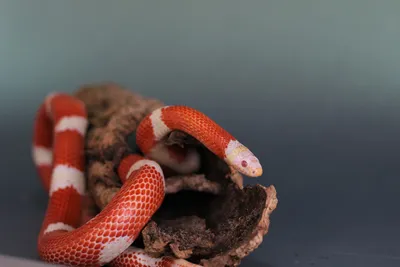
left=32, top=93, right=263, bottom=266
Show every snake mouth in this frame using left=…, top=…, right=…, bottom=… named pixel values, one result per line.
left=129, top=136, right=271, bottom=265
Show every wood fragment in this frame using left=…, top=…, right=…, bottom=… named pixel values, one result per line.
left=73, top=82, right=278, bottom=266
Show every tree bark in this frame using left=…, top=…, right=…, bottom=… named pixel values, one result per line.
left=73, top=82, right=278, bottom=266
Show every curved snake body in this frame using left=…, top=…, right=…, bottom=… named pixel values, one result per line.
left=32, top=93, right=263, bottom=266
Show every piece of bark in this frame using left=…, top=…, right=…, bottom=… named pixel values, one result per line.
left=139, top=148, right=278, bottom=266
left=73, top=82, right=278, bottom=266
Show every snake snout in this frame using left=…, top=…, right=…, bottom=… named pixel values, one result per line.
left=250, top=166, right=263, bottom=177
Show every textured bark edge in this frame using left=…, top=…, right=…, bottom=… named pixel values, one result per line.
left=200, top=185, right=278, bottom=267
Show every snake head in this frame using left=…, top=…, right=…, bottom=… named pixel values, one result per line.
left=225, top=140, right=263, bottom=177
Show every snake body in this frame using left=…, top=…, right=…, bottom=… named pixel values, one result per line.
left=32, top=93, right=263, bottom=266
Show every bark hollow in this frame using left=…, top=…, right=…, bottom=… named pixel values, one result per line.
left=74, top=82, right=278, bottom=266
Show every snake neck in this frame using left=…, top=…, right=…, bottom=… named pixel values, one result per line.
left=136, top=105, right=262, bottom=177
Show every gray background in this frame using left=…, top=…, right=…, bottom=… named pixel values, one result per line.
left=0, top=1, right=399, bottom=266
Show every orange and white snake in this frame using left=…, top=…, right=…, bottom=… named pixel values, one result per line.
left=32, top=93, right=263, bottom=266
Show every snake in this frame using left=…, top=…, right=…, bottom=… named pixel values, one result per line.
left=32, top=92, right=263, bottom=266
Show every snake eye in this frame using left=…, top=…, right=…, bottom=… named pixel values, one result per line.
left=241, top=160, right=248, bottom=168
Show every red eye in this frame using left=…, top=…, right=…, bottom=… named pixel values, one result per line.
left=241, top=160, right=248, bottom=168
